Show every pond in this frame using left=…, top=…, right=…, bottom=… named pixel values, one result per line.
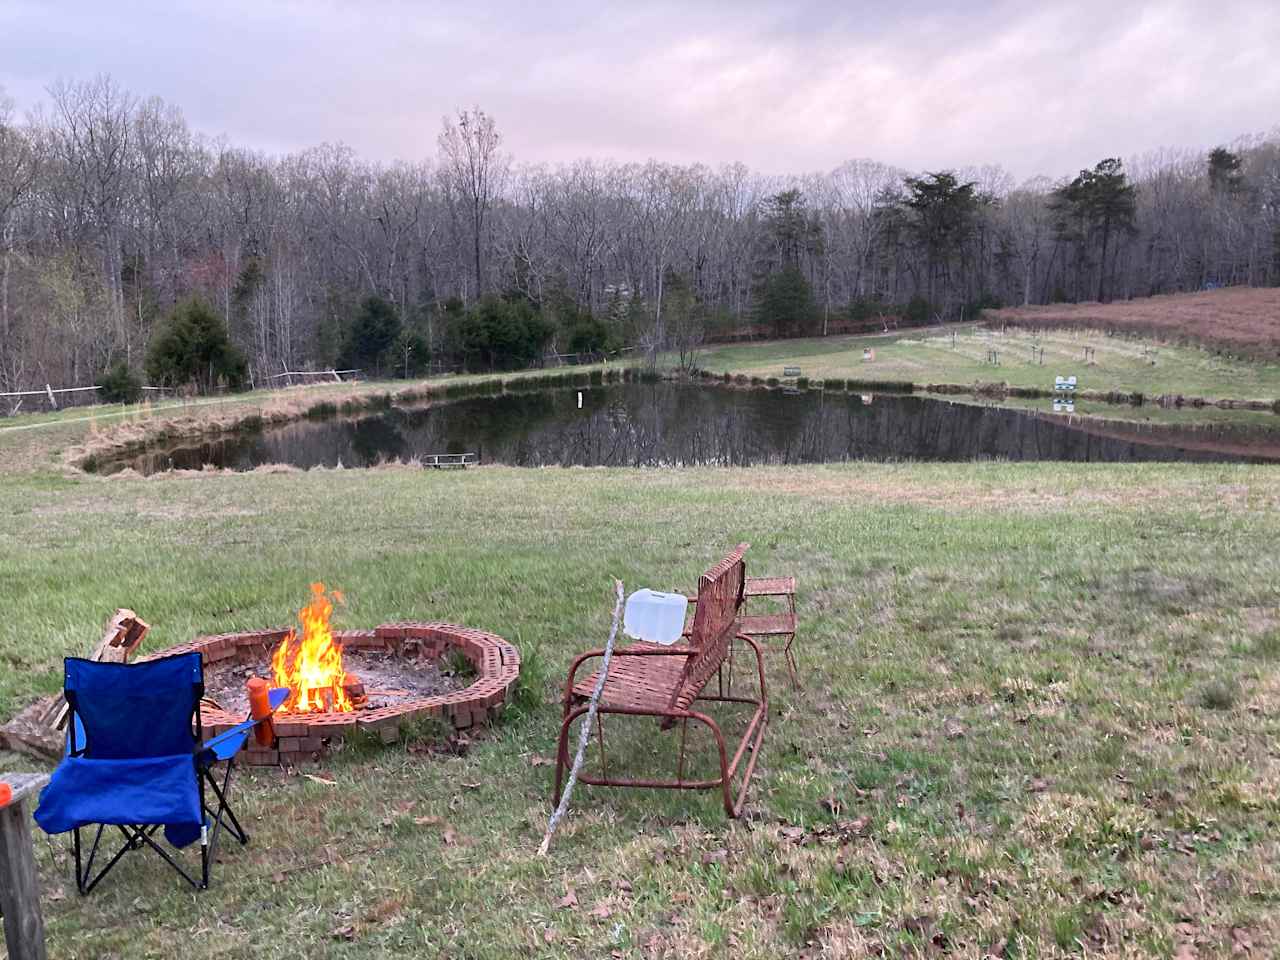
left=103, top=383, right=1280, bottom=475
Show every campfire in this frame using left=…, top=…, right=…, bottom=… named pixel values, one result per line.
left=269, top=583, right=362, bottom=714
left=0, top=591, right=521, bottom=768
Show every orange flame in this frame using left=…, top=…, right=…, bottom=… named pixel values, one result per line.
left=270, top=583, right=351, bottom=713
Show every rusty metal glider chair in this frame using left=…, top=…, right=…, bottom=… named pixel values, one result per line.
left=553, top=544, right=767, bottom=817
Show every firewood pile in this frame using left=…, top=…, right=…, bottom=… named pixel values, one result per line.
left=0, top=609, right=149, bottom=760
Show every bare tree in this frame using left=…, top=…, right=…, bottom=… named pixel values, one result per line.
left=0, top=89, right=38, bottom=361
left=438, top=107, right=506, bottom=299
left=1, top=73, right=1279, bottom=402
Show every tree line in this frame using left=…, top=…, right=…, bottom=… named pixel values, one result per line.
left=1, top=74, right=1278, bottom=397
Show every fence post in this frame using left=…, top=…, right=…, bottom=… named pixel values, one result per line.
left=44, top=385, right=56, bottom=410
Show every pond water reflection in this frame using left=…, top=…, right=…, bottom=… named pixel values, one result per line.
left=108, top=383, right=1280, bottom=475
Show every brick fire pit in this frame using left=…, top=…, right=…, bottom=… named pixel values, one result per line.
left=147, top=622, right=519, bottom=766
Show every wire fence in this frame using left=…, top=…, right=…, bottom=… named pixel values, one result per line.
left=0, top=368, right=368, bottom=418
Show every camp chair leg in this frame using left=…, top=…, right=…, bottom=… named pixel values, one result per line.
left=203, top=760, right=248, bottom=848
left=75, top=823, right=206, bottom=894
left=201, top=826, right=210, bottom=890
left=130, top=827, right=204, bottom=890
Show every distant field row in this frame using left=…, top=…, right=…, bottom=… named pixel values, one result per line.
left=987, top=286, right=1280, bottom=359
left=694, top=323, right=1280, bottom=400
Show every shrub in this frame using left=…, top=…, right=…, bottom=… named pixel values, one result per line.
left=339, top=296, right=403, bottom=378
left=755, top=265, right=819, bottom=338
left=448, top=295, right=555, bottom=372
left=965, top=292, right=1003, bottom=319
left=904, top=295, right=932, bottom=326
left=96, top=361, right=142, bottom=404
left=847, top=295, right=886, bottom=323
left=145, top=297, right=248, bottom=394
left=564, top=311, right=611, bottom=356
left=307, top=401, right=338, bottom=419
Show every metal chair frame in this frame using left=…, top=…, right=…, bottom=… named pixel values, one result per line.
left=553, top=545, right=767, bottom=817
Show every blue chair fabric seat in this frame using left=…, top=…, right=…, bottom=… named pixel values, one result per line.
left=33, top=652, right=281, bottom=893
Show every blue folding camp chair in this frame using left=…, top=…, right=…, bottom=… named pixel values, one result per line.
left=34, top=652, right=286, bottom=893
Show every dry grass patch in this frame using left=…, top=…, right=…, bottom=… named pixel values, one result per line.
left=988, top=287, right=1280, bottom=360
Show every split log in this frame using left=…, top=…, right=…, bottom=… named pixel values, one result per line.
left=2, top=609, right=149, bottom=762
left=42, top=609, right=149, bottom=731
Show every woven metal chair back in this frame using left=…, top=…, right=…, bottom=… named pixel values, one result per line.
left=668, top=543, right=748, bottom=714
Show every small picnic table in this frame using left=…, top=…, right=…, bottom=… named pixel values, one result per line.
left=1, top=772, right=51, bottom=960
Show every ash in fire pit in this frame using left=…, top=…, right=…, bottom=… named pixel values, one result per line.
left=206, top=649, right=467, bottom=715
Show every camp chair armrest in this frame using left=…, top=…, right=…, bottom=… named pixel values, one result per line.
left=199, top=687, right=288, bottom=762
left=200, top=718, right=256, bottom=762
left=562, top=645, right=695, bottom=704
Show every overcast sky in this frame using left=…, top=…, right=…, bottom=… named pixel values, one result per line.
left=2, top=0, right=1277, bottom=181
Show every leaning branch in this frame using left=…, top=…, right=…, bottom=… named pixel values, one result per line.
left=538, top=578, right=625, bottom=857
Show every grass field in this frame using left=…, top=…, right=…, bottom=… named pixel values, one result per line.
left=3, top=457, right=1279, bottom=958
left=693, top=326, right=1280, bottom=401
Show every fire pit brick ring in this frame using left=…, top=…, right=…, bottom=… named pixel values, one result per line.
left=147, top=622, right=520, bottom=766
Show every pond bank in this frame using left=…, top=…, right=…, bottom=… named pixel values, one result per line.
left=691, top=366, right=1280, bottom=412
left=55, top=362, right=1280, bottom=475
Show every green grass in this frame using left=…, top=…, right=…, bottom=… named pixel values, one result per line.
left=694, top=326, right=1280, bottom=400
left=3, top=460, right=1280, bottom=957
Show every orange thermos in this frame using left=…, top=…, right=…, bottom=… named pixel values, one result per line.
left=247, top=677, right=276, bottom=747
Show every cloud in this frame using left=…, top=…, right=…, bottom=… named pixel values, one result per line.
left=1, top=0, right=1277, bottom=179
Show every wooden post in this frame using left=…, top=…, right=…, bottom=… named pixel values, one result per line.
left=44, top=385, right=56, bottom=410
left=0, top=773, right=51, bottom=960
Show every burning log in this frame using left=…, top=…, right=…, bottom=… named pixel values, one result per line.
left=270, top=583, right=354, bottom=714
left=342, top=675, right=368, bottom=709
